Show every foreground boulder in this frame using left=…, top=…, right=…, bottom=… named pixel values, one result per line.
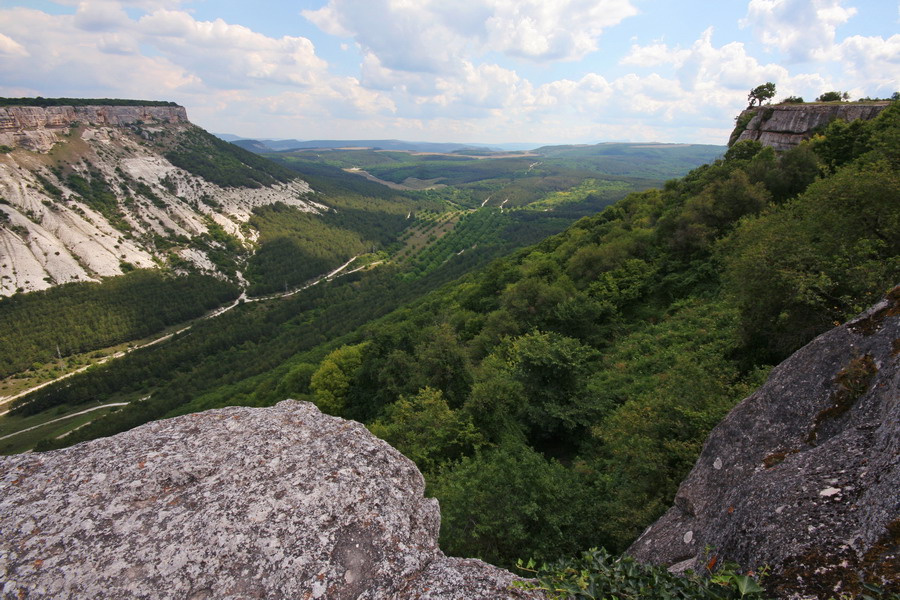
left=0, top=400, right=542, bottom=599
left=629, top=287, right=900, bottom=598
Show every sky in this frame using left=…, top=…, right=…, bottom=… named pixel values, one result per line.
left=0, top=1, right=898, bottom=145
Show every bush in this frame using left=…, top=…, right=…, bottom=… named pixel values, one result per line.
left=816, top=91, right=847, bottom=102
left=517, top=548, right=768, bottom=600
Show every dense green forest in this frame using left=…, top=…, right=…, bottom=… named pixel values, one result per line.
left=241, top=161, right=425, bottom=293
left=308, top=104, right=897, bottom=566
left=2, top=134, right=665, bottom=385
left=0, top=271, right=239, bottom=378
left=245, top=203, right=371, bottom=294
left=161, top=126, right=299, bottom=188
left=5, top=104, right=898, bottom=589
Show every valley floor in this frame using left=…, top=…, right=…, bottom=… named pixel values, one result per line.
left=0, top=254, right=366, bottom=450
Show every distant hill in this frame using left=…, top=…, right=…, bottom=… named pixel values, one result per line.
left=230, top=139, right=273, bottom=153
left=217, top=136, right=506, bottom=154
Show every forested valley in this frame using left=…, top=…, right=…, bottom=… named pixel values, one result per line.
left=2, top=103, right=898, bottom=592
left=1, top=135, right=719, bottom=406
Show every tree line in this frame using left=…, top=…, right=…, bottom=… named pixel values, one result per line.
left=0, top=97, right=180, bottom=107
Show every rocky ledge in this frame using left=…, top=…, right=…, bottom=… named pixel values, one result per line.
left=629, top=286, right=900, bottom=598
left=0, top=401, right=542, bottom=599
left=731, top=102, right=890, bottom=151
left=0, top=105, right=189, bottom=152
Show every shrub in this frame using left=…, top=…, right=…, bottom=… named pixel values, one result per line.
left=516, top=548, right=768, bottom=600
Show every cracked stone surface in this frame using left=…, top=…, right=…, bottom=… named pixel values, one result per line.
left=0, top=400, right=542, bottom=599
left=629, top=287, right=900, bottom=598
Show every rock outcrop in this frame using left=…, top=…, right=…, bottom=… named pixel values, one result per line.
left=0, top=105, right=189, bottom=153
left=0, top=103, right=319, bottom=295
left=0, top=400, right=542, bottom=599
left=731, top=102, right=890, bottom=151
left=628, top=287, right=900, bottom=598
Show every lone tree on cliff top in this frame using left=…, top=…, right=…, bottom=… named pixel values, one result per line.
left=748, top=82, right=776, bottom=107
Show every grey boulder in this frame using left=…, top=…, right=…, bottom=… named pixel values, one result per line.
left=0, top=400, right=542, bottom=599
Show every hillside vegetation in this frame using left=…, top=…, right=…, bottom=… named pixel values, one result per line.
left=3, top=122, right=712, bottom=380
left=0, top=271, right=239, bottom=378
left=4, top=104, right=897, bottom=588
left=161, top=126, right=299, bottom=188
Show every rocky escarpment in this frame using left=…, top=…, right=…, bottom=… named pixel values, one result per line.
left=0, top=400, right=543, bottom=599
left=0, top=103, right=319, bottom=296
left=629, top=287, right=900, bottom=598
left=730, top=102, right=890, bottom=151
left=0, top=105, right=188, bottom=153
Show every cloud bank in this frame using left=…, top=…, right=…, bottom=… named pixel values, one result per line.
left=0, top=0, right=896, bottom=144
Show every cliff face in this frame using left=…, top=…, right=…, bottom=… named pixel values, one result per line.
left=0, top=104, right=317, bottom=296
left=0, top=105, right=189, bottom=153
left=628, top=286, right=900, bottom=598
left=0, top=400, right=543, bottom=599
left=731, top=102, right=891, bottom=151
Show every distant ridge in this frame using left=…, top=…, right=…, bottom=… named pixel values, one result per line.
left=231, top=139, right=272, bottom=153
left=0, top=100, right=316, bottom=296
left=217, top=136, right=512, bottom=154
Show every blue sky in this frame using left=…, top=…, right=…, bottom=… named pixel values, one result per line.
left=0, top=0, right=897, bottom=145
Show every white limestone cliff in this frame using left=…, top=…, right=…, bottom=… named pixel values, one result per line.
left=0, top=104, right=320, bottom=296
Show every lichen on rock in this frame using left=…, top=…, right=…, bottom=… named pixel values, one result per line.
left=628, top=286, right=900, bottom=598
left=0, top=400, right=542, bottom=599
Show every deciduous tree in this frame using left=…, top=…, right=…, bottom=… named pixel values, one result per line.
left=747, top=82, right=776, bottom=107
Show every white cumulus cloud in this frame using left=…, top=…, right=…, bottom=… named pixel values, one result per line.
left=833, top=34, right=900, bottom=96
left=304, top=0, right=638, bottom=71
left=741, top=0, right=857, bottom=61
left=138, top=10, right=329, bottom=88
left=483, top=0, right=638, bottom=61
left=0, top=7, right=195, bottom=96
left=0, top=33, right=29, bottom=57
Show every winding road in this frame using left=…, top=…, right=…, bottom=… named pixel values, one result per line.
left=0, top=255, right=364, bottom=416
left=0, top=402, right=129, bottom=441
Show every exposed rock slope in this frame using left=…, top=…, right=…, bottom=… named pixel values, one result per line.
left=628, top=287, right=900, bottom=598
left=0, top=105, right=189, bottom=153
left=731, top=102, right=890, bottom=151
left=0, top=400, right=542, bottom=600
left=0, top=104, right=319, bottom=296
